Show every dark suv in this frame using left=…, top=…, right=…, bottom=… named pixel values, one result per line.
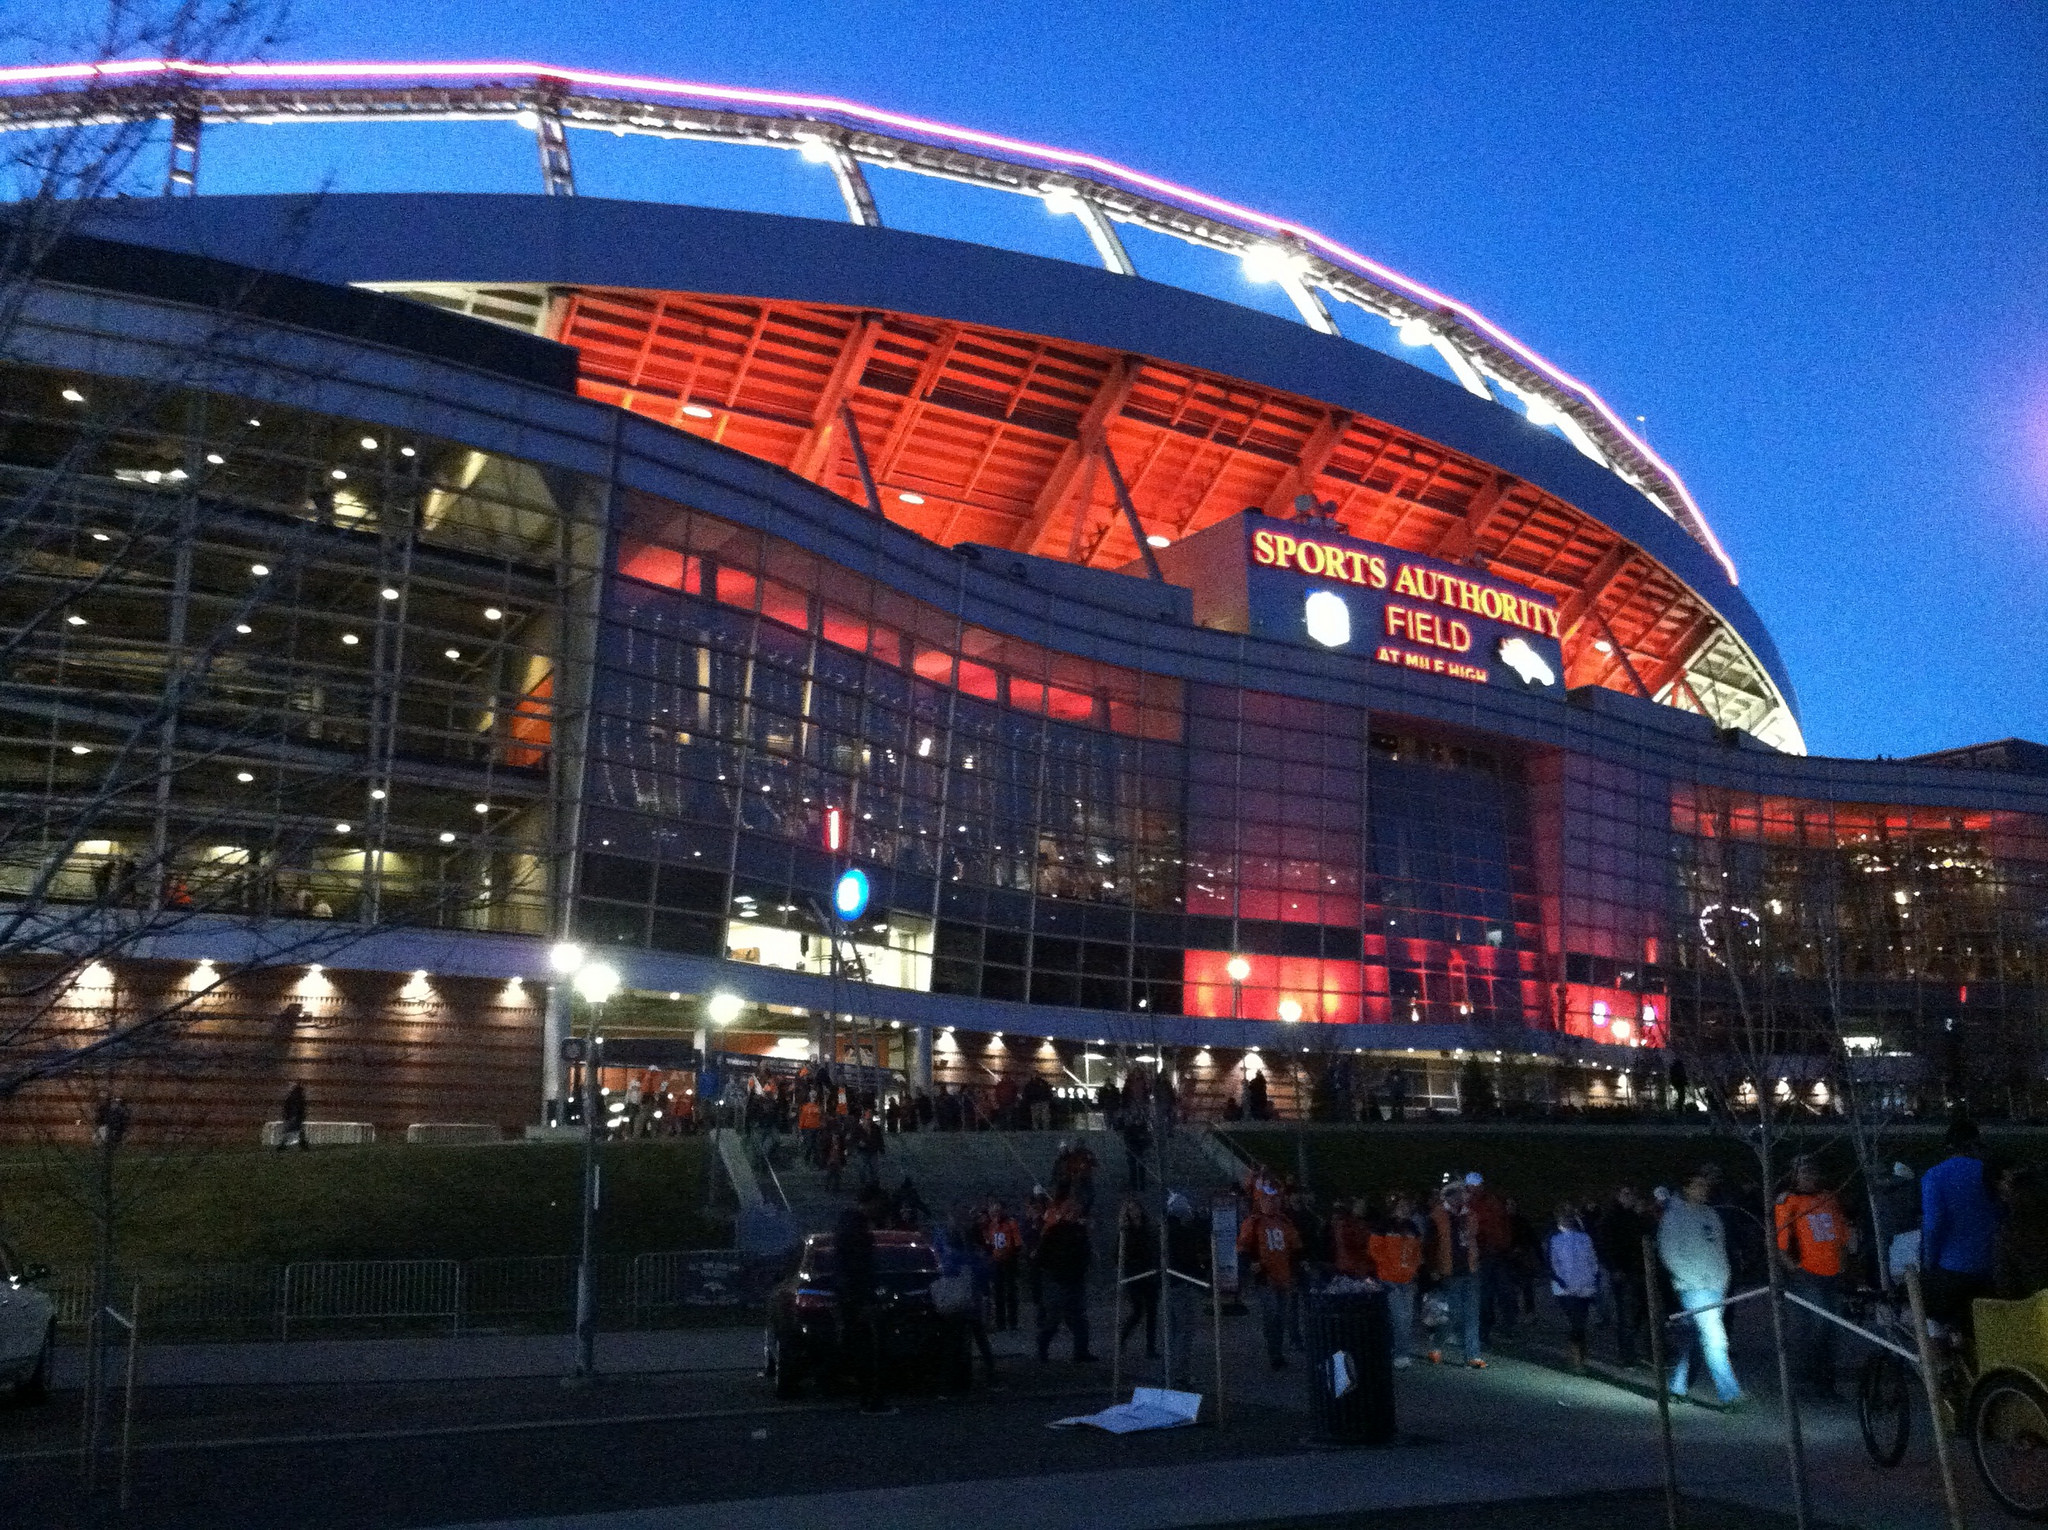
left=762, top=1230, right=945, bottom=1398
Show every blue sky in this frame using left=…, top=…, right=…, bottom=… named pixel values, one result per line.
left=46, top=0, right=2048, bottom=759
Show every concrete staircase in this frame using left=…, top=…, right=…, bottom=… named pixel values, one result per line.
left=764, top=1125, right=1239, bottom=1235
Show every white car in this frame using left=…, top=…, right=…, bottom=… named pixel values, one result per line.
left=0, top=1241, right=55, bottom=1403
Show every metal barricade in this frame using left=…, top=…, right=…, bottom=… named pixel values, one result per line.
left=280, top=1259, right=461, bottom=1339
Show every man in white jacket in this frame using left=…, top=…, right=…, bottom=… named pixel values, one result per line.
left=1658, top=1170, right=1746, bottom=1406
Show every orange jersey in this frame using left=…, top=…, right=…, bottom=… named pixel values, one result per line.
left=1238, top=1213, right=1301, bottom=1290
left=985, top=1216, right=1022, bottom=1261
left=798, top=1102, right=822, bottom=1131
left=1776, top=1191, right=1850, bottom=1277
left=1368, top=1229, right=1424, bottom=1286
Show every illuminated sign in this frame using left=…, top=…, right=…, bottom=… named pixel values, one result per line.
left=1137, top=511, right=1565, bottom=692
left=832, top=868, right=870, bottom=921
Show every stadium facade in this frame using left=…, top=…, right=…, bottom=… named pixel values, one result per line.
left=1, top=64, right=2043, bottom=1138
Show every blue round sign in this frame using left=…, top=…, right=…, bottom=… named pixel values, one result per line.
left=832, top=867, right=870, bottom=921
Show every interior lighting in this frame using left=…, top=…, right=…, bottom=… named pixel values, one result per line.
left=513, top=108, right=541, bottom=130
left=1611, top=1019, right=1633, bottom=1043
left=381, top=587, right=400, bottom=600
left=917, top=737, right=933, bottom=758
left=246, top=418, right=261, bottom=428
left=484, top=607, right=503, bottom=621
left=1042, top=186, right=1083, bottom=216
left=250, top=563, right=269, bottom=577
left=400, top=446, right=416, bottom=458
left=1524, top=398, right=1560, bottom=429
left=90, top=532, right=110, bottom=542
left=330, top=468, right=348, bottom=481
left=61, top=388, right=85, bottom=403
left=234, top=623, right=252, bottom=635
left=360, top=436, right=378, bottom=450
left=795, top=134, right=835, bottom=164
left=236, top=771, right=254, bottom=783
left=204, top=453, right=224, bottom=465
left=369, top=788, right=386, bottom=800
left=473, top=802, right=490, bottom=814
left=1396, top=318, right=1435, bottom=347
left=572, top=961, right=621, bottom=1004
left=550, top=941, right=587, bottom=975
left=1226, top=956, right=1251, bottom=982
left=668, top=991, right=682, bottom=1001
left=341, top=633, right=360, bottom=646
left=898, top=491, right=925, bottom=505
left=333, top=822, right=350, bottom=833
left=681, top=403, right=715, bottom=419
left=438, top=831, right=456, bottom=843
left=1145, top=534, right=1171, bottom=548
left=70, top=743, right=91, bottom=755
left=445, top=648, right=462, bottom=660
left=1277, top=998, right=1304, bottom=1022
left=1593, top=639, right=1613, bottom=654
left=65, top=614, right=86, bottom=626
left=707, top=991, right=744, bottom=1025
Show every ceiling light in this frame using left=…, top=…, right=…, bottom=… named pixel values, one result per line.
left=381, top=587, right=400, bottom=601
left=90, top=531, right=110, bottom=542
left=1226, top=956, right=1251, bottom=982
left=573, top=962, right=621, bottom=1005
left=330, top=469, right=347, bottom=481
left=360, top=437, right=378, bottom=450
left=438, top=831, right=456, bottom=844
left=681, top=404, right=714, bottom=420
left=1278, top=998, right=1304, bottom=1022
left=1240, top=243, right=1302, bottom=284
left=1145, top=534, right=1171, bottom=548
left=1397, top=318, right=1436, bottom=347
left=708, top=991, right=745, bottom=1024
left=66, top=614, right=86, bottom=626
left=898, top=492, right=925, bottom=505
left=549, top=942, right=586, bottom=975
left=370, top=788, right=386, bottom=801
left=1593, top=639, right=1613, bottom=654
left=400, top=446, right=416, bottom=458
left=246, top=418, right=261, bottom=428
left=205, top=453, right=224, bottom=465
left=250, top=564, right=269, bottom=577
left=796, top=135, right=836, bottom=164
left=474, top=802, right=490, bottom=814
left=484, top=607, right=503, bottom=621
left=61, top=388, right=85, bottom=403
left=70, top=743, right=91, bottom=755
left=333, top=822, right=351, bottom=833
left=1042, top=186, right=1082, bottom=216
left=236, top=771, right=254, bottom=783
left=234, top=623, right=252, bottom=635
left=341, top=633, right=360, bottom=646
left=1524, top=398, right=1560, bottom=429
left=444, top=647, right=461, bottom=660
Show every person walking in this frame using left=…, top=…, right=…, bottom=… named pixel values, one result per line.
left=985, top=1198, right=1023, bottom=1331
left=1775, top=1156, right=1856, bottom=1399
left=1116, top=1195, right=1161, bottom=1360
left=1238, top=1202, right=1302, bottom=1370
left=1659, top=1168, right=1745, bottom=1407
left=934, top=1210, right=998, bottom=1392
left=1922, top=1117, right=2001, bottom=1335
left=278, top=1081, right=309, bottom=1151
left=1121, top=1111, right=1152, bottom=1192
left=1596, top=1186, right=1653, bottom=1368
left=1427, top=1182, right=1486, bottom=1368
left=834, top=1187, right=894, bottom=1415
left=1547, top=1203, right=1601, bottom=1373
left=1369, top=1193, right=1426, bottom=1367
left=1034, top=1193, right=1096, bottom=1362
left=1163, top=1191, right=1210, bottom=1387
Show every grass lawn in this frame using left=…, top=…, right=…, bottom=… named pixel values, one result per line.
left=0, top=1138, right=728, bottom=1270
left=1223, top=1122, right=2048, bottom=1216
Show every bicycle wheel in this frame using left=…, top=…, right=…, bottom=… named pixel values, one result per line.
left=1971, top=1369, right=2048, bottom=1521
left=1858, top=1351, right=1912, bottom=1467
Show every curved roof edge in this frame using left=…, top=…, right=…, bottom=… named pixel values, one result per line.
left=77, top=191, right=1798, bottom=721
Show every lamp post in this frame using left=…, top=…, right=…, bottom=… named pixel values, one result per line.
left=563, top=952, right=620, bottom=1382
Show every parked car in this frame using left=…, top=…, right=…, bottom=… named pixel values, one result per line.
left=0, top=1241, right=55, bottom=1404
left=762, top=1230, right=946, bottom=1399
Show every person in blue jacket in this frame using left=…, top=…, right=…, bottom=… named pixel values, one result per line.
left=1921, top=1117, right=2001, bottom=1334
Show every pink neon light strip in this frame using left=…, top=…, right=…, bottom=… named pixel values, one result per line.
left=0, top=57, right=1736, bottom=583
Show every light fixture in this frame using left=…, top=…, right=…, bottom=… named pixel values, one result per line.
left=1278, top=998, right=1304, bottom=1023
left=400, top=446, right=416, bottom=458
left=65, top=614, right=86, bottom=627
left=370, top=788, right=386, bottom=801
left=360, top=436, right=378, bottom=450
left=1524, top=398, right=1560, bottom=429
left=61, top=388, right=85, bottom=403
left=1593, top=639, right=1613, bottom=654
left=1145, top=534, right=1171, bottom=548
left=330, top=469, right=347, bottom=481
left=90, top=532, right=110, bottom=542
left=341, top=633, right=360, bottom=646
left=236, top=771, right=254, bottom=783
left=681, top=403, right=715, bottom=420
left=898, top=491, right=925, bottom=505
left=473, top=802, right=490, bottom=814
left=381, top=588, right=400, bottom=601
left=668, top=991, right=682, bottom=1001
left=513, top=108, right=541, bottom=130
left=1397, top=318, right=1435, bottom=347
left=70, top=743, right=91, bottom=755
left=573, top=961, right=621, bottom=1005
left=1239, top=242, right=1302, bottom=284
left=204, top=452, right=225, bottom=466
left=484, top=607, right=503, bottom=621
left=1303, top=590, right=1351, bottom=648
left=550, top=941, right=587, bottom=975
left=1042, top=185, right=1083, bottom=216
left=234, top=623, right=252, bottom=635
left=445, top=648, right=461, bottom=660
left=250, top=563, right=269, bottom=577
left=796, top=135, right=835, bottom=164
left=246, top=418, right=261, bottom=428
left=1226, top=956, right=1251, bottom=982
left=707, top=991, right=744, bottom=1025
left=333, top=822, right=351, bottom=833
left=438, top=831, right=456, bottom=844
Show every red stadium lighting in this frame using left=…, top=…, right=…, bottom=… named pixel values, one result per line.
left=824, top=805, right=844, bottom=853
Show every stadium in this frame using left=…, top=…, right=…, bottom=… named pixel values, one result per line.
left=1, top=60, right=2043, bottom=1139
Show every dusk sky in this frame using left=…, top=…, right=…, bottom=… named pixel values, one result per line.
left=48, top=0, right=2048, bottom=760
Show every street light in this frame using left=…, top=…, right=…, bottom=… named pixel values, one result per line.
left=557, top=947, right=621, bottom=1384
left=707, top=990, right=743, bottom=1026
left=550, top=941, right=587, bottom=976
left=574, top=960, right=620, bottom=1006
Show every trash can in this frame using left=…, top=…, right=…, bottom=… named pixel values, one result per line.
left=1302, top=1285, right=1395, bottom=1445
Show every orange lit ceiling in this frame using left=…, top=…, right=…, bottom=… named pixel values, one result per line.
left=556, top=287, right=1724, bottom=709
